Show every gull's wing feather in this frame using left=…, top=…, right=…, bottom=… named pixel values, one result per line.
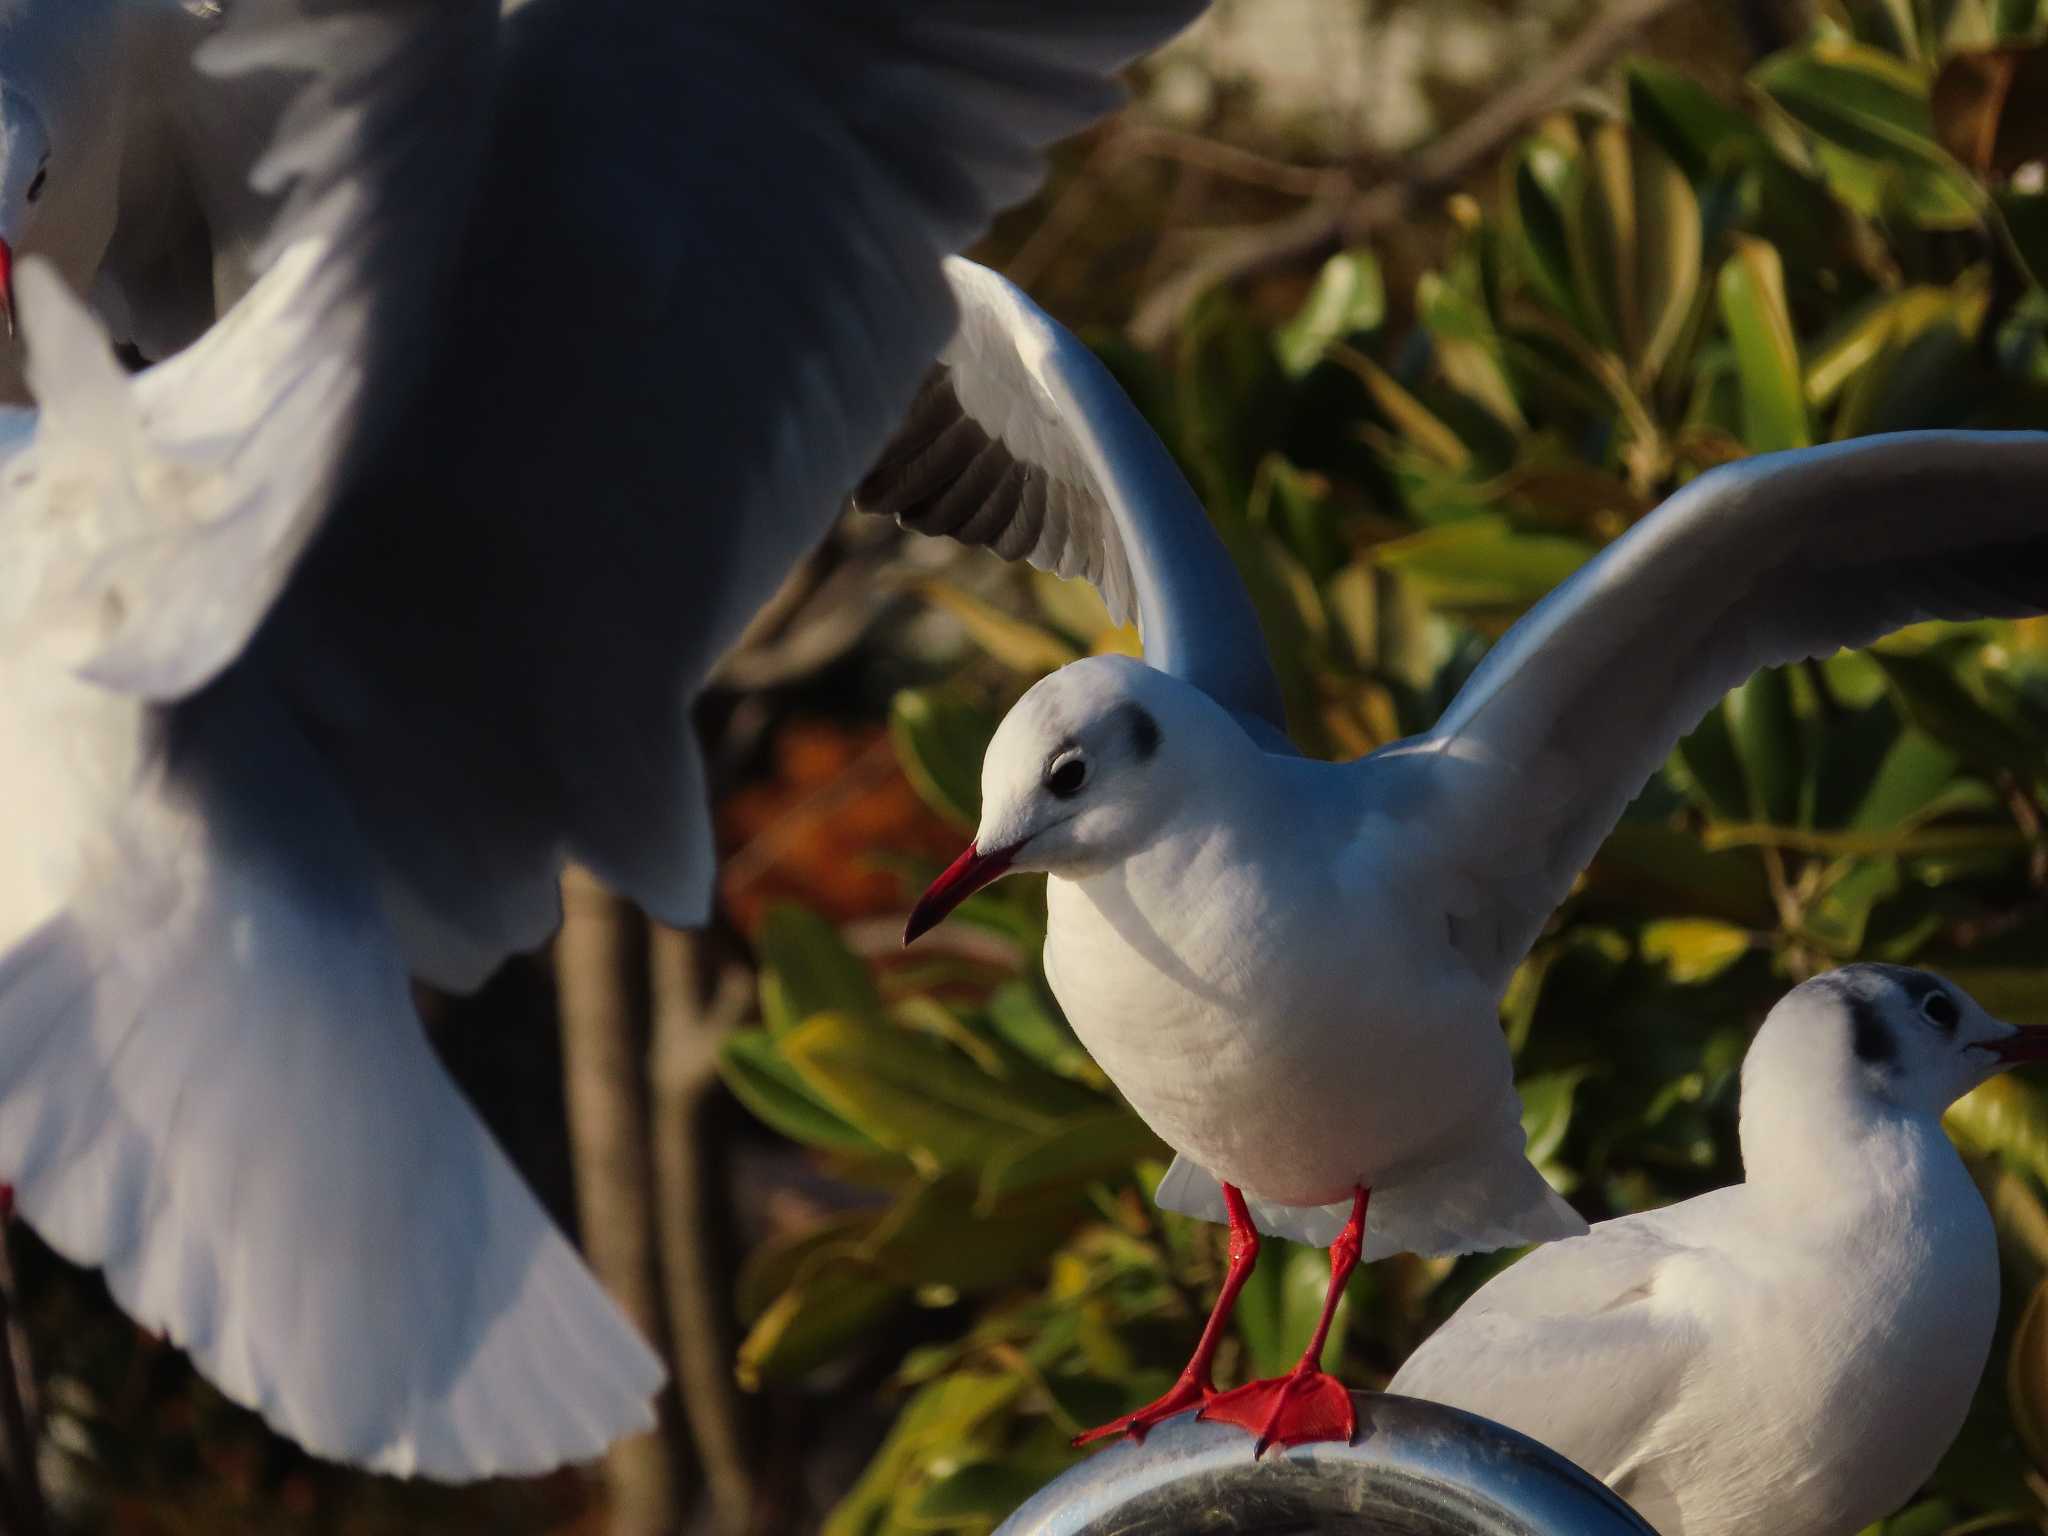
left=0, top=676, right=661, bottom=1477
left=1388, top=1207, right=1717, bottom=1515
left=269, top=0, right=1212, bottom=969
left=855, top=258, right=1286, bottom=734
left=1408, top=431, right=2048, bottom=988
left=0, top=0, right=493, bottom=702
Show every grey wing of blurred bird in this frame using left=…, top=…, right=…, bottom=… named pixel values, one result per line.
left=853, top=256, right=1287, bottom=744
left=1404, top=431, right=2048, bottom=992
left=0, top=0, right=669, bottom=1483
left=258, top=0, right=1213, bottom=988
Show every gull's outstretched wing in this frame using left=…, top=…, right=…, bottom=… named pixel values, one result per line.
left=1388, top=1206, right=1719, bottom=1529
left=0, top=0, right=491, bottom=702
left=266, top=0, right=1214, bottom=976
left=0, top=675, right=664, bottom=1477
left=1402, top=431, right=2048, bottom=989
left=855, top=257, right=1287, bottom=736
left=0, top=0, right=664, bottom=1481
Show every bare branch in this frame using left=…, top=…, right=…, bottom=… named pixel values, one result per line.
left=557, top=869, right=683, bottom=1536
left=1127, top=0, right=1692, bottom=347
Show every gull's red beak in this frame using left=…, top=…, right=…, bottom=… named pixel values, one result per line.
left=903, top=842, right=1016, bottom=946
left=0, top=239, right=15, bottom=339
left=1989, top=1024, right=2048, bottom=1066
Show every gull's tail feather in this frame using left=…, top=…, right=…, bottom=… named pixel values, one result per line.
left=1156, top=1127, right=1585, bottom=1258
left=1361, top=1141, right=1586, bottom=1262
left=0, top=675, right=662, bottom=1478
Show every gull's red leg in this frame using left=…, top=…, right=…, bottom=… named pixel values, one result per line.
left=1200, top=1185, right=1367, bottom=1456
left=1073, top=1184, right=1261, bottom=1448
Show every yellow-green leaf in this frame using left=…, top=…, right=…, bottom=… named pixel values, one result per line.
left=1717, top=237, right=1811, bottom=452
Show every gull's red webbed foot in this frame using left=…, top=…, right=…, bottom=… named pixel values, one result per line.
left=1199, top=1184, right=1368, bottom=1456
left=1199, top=1366, right=1355, bottom=1453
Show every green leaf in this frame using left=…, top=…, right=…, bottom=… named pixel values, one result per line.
left=1519, top=1065, right=1594, bottom=1170
left=740, top=1258, right=904, bottom=1392
left=1508, top=141, right=1583, bottom=325
left=1873, top=647, right=2043, bottom=784
left=1030, top=568, right=1122, bottom=648
left=757, top=903, right=883, bottom=1035
left=1370, top=515, right=1594, bottom=612
left=1849, top=728, right=1966, bottom=831
left=1626, top=59, right=1761, bottom=183
left=913, top=1462, right=1052, bottom=1524
left=1276, top=249, right=1385, bottom=377
left=1725, top=668, right=1804, bottom=825
left=985, top=981, right=1100, bottom=1085
left=1562, top=121, right=1702, bottom=384
left=2009, top=1277, right=2048, bottom=1479
left=890, top=687, right=997, bottom=831
left=823, top=1373, right=1024, bottom=1536
left=977, top=1110, right=1168, bottom=1209
left=1639, top=919, right=1753, bottom=985
left=916, top=581, right=1079, bottom=677
left=1672, top=704, right=1755, bottom=822
left=1753, top=40, right=1982, bottom=227
left=1950, top=1072, right=2048, bottom=1187
left=1417, top=273, right=1526, bottom=434
left=781, top=1012, right=1064, bottom=1173
left=1803, top=856, right=1903, bottom=955
left=1333, top=345, right=1474, bottom=471
left=718, top=1028, right=883, bottom=1154
left=1236, top=1241, right=1349, bottom=1379
left=1717, top=238, right=1812, bottom=452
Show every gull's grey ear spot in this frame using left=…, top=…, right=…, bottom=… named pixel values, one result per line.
left=1124, top=703, right=1161, bottom=763
left=1849, top=997, right=1895, bottom=1068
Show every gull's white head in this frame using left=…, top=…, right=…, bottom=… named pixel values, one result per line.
left=0, top=0, right=134, bottom=338
left=1743, top=965, right=2047, bottom=1134
left=0, top=85, right=52, bottom=334
left=903, top=655, right=1227, bottom=943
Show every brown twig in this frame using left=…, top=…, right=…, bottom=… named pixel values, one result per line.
left=557, top=869, right=684, bottom=1536
left=1125, top=0, right=1693, bottom=347
left=649, top=931, right=759, bottom=1536
left=0, top=1216, right=45, bottom=1536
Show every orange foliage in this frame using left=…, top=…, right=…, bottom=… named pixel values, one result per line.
left=717, top=719, right=958, bottom=933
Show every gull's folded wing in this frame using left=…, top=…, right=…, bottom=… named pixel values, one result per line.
left=1409, top=431, right=2048, bottom=987
left=855, top=257, right=1288, bottom=738
left=1389, top=1208, right=1715, bottom=1528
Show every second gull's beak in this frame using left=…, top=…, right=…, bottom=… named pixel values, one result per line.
left=1987, top=1022, right=2048, bottom=1066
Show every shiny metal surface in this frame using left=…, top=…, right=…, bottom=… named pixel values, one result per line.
left=995, top=1393, right=1658, bottom=1535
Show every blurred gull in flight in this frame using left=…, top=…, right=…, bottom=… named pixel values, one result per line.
left=0, top=0, right=1206, bottom=1479
left=1391, top=966, right=2046, bottom=1536
left=870, top=257, right=2048, bottom=1451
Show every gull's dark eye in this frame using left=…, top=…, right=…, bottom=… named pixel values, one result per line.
left=1046, top=754, right=1088, bottom=799
left=1922, top=990, right=1960, bottom=1033
left=25, top=167, right=44, bottom=204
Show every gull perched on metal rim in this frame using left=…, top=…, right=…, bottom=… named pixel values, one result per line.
left=0, top=0, right=1209, bottom=1481
left=865, top=256, right=2048, bottom=1453
left=1390, top=965, right=2048, bottom=1536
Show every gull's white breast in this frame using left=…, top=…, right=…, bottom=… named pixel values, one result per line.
left=1042, top=753, right=1515, bottom=1208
